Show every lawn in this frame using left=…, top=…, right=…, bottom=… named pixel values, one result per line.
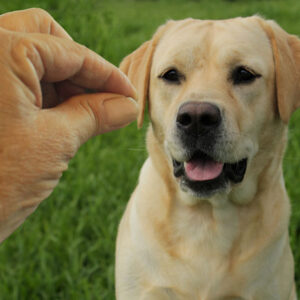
left=0, top=0, right=300, bottom=299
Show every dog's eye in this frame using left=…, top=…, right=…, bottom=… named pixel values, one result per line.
left=160, top=69, right=182, bottom=84
left=232, top=67, right=261, bottom=85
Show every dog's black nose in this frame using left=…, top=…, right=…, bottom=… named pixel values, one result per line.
left=176, top=102, right=221, bottom=134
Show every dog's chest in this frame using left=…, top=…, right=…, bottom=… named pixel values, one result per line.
left=140, top=207, right=285, bottom=300
left=163, top=232, right=245, bottom=298
left=145, top=245, right=248, bottom=299
left=138, top=205, right=250, bottom=298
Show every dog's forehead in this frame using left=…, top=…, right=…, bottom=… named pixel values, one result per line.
left=153, top=18, right=273, bottom=73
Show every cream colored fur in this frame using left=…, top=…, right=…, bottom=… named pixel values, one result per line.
left=116, top=17, right=300, bottom=299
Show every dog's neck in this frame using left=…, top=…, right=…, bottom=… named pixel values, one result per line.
left=145, top=125, right=290, bottom=259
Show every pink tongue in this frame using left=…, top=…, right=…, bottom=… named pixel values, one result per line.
left=185, top=158, right=224, bottom=181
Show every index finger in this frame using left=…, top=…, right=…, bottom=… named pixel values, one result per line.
left=0, top=8, right=72, bottom=39
left=11, top=31, right=136, bottom=106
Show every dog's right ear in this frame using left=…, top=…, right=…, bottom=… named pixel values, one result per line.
left=120, top=23, right=172, bottom=128
left=120, top=41, right=155, bottom=128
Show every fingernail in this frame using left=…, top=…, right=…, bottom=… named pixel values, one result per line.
left=120, top=70, right=138, bottom=99
left=103, top=97, right=138, bottom=130
left=131, top=86, right=138, bottom=100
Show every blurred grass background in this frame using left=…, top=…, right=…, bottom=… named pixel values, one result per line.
left=0, top=0, right=300, bottom=299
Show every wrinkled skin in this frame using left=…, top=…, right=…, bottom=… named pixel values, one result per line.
left=0, top=8, right=137, bottom=243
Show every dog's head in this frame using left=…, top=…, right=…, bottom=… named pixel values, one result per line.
left=121, top=17, right=300, bottom=204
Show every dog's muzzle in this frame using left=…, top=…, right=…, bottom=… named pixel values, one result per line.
left=172, top=101, right=247, bottom=197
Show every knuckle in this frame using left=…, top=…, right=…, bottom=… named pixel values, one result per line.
left=11, top=35, right=34, bottom=59
left=27, top=8, right=55, bottom=31
left=27, top=8, right=51, bottom=19
left=78, top=97, right=100, bottom=131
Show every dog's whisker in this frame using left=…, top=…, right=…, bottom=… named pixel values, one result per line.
left=127, top=148, right=147, bottom=152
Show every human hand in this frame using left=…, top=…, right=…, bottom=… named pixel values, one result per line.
left=0, top=8, right=138, bottom=242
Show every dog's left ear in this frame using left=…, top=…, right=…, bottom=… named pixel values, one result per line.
left=259, top=18, right=300, bottom=123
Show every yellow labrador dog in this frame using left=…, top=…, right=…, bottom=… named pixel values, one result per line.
left=116, top=16, right=300, bottom=300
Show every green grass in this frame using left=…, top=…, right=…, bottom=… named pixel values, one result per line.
left=0, top=0, right=300, bottom=298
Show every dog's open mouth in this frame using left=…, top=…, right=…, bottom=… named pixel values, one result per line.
left=172, top=151, right=247, bottom=196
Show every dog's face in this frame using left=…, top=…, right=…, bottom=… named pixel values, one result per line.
left=121, top=17, right=300, bottom=203
left=150, top=19, right=276, bottom=199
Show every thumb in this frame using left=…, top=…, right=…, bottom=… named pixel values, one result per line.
left=48, top=93, right=138, bottom=146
